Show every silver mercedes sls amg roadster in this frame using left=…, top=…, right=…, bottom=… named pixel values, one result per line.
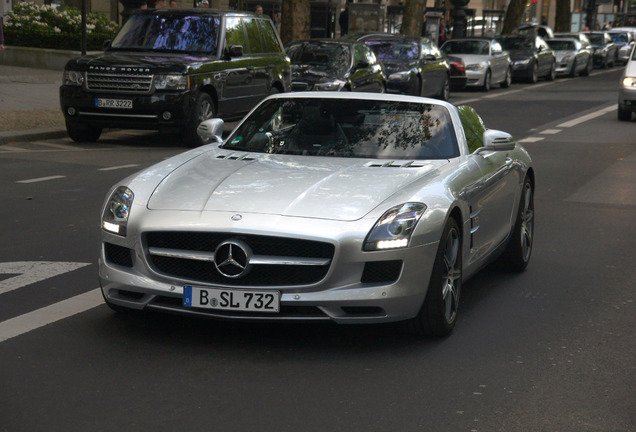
left=99, top=92, right=534, bottom=337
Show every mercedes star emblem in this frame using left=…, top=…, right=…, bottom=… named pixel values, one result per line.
left=214, top=239, right=252, bottom=278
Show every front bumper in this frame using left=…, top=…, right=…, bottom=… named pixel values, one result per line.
left=60, top=86, right=194, bottom=132
left=464, top=69, right=487, bottom=87
left=618, top=86, right=636, bottom=112
left=555, top=58, right=575, bottom=75
left=99, top=209, right=439, bottom=324
left=511, top=61, right=533, bottom=78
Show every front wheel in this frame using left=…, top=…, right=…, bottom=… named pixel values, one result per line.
left=183, top=92, right=215, bottom=147
left=66, top=121, right=102, bottom=142
left=499, top=176, right=534, bottom=272
left=482, top=70, right=491, bottom=92
left=437, top=75, right=450, bottom=101
left=529, top=62, right=538, bottom=83
left=546, top=61, right=556, bottom=81
left=500, top=67, right=512, bottom=88
left=404, top=218, right=462, bottom=337
left=581, top=58, right=592, bottom=76
left=618, top=107, right=632, bottom=121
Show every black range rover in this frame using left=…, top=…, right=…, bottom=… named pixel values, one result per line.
left=60, top=9, right=291, bottom=145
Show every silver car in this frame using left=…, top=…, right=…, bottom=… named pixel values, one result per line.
left=608, top=30, right=635, bottom=65
left=99, top=93, right=534, bottom=337
left=546, top=38, right=593, bottom=77
left=441, top=38, right=511, bottom=91
left=618, top=46, right=636, bottom=121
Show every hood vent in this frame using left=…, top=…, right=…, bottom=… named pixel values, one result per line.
left=215, top=153, right=256, bottom=161
left=366, top=160, right=427, bottom=168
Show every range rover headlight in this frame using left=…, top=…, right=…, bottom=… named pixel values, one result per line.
left=623, top=76, right=636, bottom=88
left=363, top=203, right=427, bottom=251
left=314, top=80, right=346, bottom=91
left=102, top=186, right=134, bottom=236
left=155, top=74, right=189, bottom=90
left=63, top=70, right=84, bottom=86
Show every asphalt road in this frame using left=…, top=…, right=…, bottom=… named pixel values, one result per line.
left=0, top=68, right=634, bottom=432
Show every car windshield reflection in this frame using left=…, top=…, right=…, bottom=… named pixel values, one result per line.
left=286, top=42, right=351, bottom=73
left=365, top=41, right=420, bottom=60
left=441, top=40, right=490, bottom=55
left=223, top=98, right=459, bottom=160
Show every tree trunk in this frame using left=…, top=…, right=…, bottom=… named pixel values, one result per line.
left=501, top=0, right=526, bottom=35
left=280, top=0, right=311, bottom=46
left=401, top=0, right=425, bottom=37
left=554, top=0, right=572, bottom=32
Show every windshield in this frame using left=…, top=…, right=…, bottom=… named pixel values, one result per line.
left=364, top=40, right=419, bottom=60
left=441, top=40, right=490, bottom=55
left=609, top=33, right=628, bottom=42
left=223, top=98, right=459, bottom=160
left=587, top=34, right=605, bottom=44
left=110, top=14, right=220, bottom=53
left=547, top=40, right=575, bottom=50
left=286, top=42, right=351, bottom=73
left=497, top=37, right=533, bottom=50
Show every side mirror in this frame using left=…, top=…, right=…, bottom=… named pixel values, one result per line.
left=227, top=44, right=243, bottom=58
left=197, top=118, right=225, bottom=144
left=475, top=129, right=516, bottom=154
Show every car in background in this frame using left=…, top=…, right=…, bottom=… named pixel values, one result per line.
left=554, top=32, right=593, bottom=49
left=517, top=23, right=554, bottom=39
left=440, top=38, right=511, bottom=91
left=618, top=45, right=636, bottom=121
left=357, top=34, right=451, bottom=100
left=495, top=35, right=556, bottom=82
left=546, top=38, right=593, bottom=76
left=445, top=54, right=468, bottom=91
left=584, top=31, right=617, bottom=68
left=286, top=40, right=386, bottom=93
left=608, top=30, right=635, bottom=64
left=59, top=9, right=291, bottom=145
left=99, top=91, right=534, bottom=338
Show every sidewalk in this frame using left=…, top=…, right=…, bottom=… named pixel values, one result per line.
left=0, top=65, right=68, bottom=145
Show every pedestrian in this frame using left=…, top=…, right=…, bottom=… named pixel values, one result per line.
left=255, top=4, right=263, bottom=15
left=197, top=0, right=209, bottom=7
left=339, top=6, right=349, bottom=36
left=273, top=12, right=281, bottom=33
left=0, top=16, right=5, bottom=51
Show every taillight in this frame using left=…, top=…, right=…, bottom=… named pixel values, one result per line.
left=453, top=61, right=466, bottom=72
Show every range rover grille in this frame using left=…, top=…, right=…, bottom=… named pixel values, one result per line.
left=145, top=232, right=335, bottom=287
left=86, top=72, right=153, bottom=93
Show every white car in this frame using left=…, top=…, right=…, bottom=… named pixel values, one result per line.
left=99, top=92, right=534, bottom=337
left=618, top=45, right=636, bottom=121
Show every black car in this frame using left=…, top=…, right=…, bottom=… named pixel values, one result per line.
left=357, top=34, right=451, bottom=100
left=584, top=31, right=617, bottom=68
left=496, top=35, right=556, bottom=83
left=60, top=9, right=291, bottom=144
left=285, top=40, right=386, bottom=93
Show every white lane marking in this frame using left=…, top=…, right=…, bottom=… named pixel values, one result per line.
left=0, top=145, right=31, bottom=152
left=557, top=105, right=616, bottom=128
left=0, top=261, right=91, bottom=295
left=541, top=129, right=562, bottom=135
left=16, top=175, right=66, bottom=184
left=519, top=137, right=545, bottom=143
left=482, top=89, right=523, bottom=99
left=0, top=288, right=103, bottom=343
left=98, top=164, right=140, bottom=171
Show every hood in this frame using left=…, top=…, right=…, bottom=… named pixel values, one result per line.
left=509, top=50, right=534, bottom=61
left=291, top=64, right=343, bottom=84
left=66, top=51, right=214, bottom=73
left=448, top=54, right=489, bottom=66
left=147, top=150, right=446, bottom=221
left=379, top=59, right=418, bottom=74
left=554, top=50, right=574, bottom=61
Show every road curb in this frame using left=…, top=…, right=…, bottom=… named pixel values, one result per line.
left=0, top=128, right=68, bottom=145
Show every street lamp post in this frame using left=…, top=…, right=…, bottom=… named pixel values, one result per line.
left=449, top=0, right=469, bottom=38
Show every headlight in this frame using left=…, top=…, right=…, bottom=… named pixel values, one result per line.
left=102, top=186, right=134, bottom=236
left=388, top=71, right=412, bottom=81
left=63, top=70, right=84, bottom=86
left=363, top=203, right=427, bottom=251
left=466, top=63, right=486, bottom=71
left=154, top=74, right=189, bottom=90
left=515, top=59, right=531, bottom=65
left=561, top=55, right=571, bottom=62
left=623, top=76, right=636, bottom=88
left=314, top=80, right=346, bottom=91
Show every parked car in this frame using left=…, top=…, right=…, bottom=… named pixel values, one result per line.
left=618, top=45, right=636, bottom=121
left=584, top=31, right=617, bottom=68
left=546, top=38, right=593, bottom=76
left=286, top=40, right=386, bottom=93
left=554, top=32, right=593, bottom=50
left=59, top=9, right=291, bottom=145
left=495, top=35, right=556, bottom=82
left=100, top=91, right=534, bottom=337
left=608, top=30, right=635, bottom=64
left=445, top=54, right=468, bottom=91
left=440, top=38, right=511, bottom=91
left=517, top=23, right=554, bottom=39
left=356, top=34, right=451, bottom=100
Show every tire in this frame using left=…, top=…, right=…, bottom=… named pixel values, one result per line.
left=546, top=61, right=556, bottom=81
left=410, top=77, right=422, bottom=96
left=66, top=121, right=102, bottom=142
left=500, top=67, right=512, bottom=88
left=482, top=70, right=491, bottom=92
left=437, top=75, right=450, bottom=101
left=404, top=217, right=462, bottom=337
left=581, top=59, right=592, bottom=76
left=569, top=60, right=577, bottom=77
left=183, top=92, right=215, bottom=147
left=529, top=62, right=538, bottom=83
left=499, top=176, right=534, bottom=272
left=618, top=107, right=632, bottom=121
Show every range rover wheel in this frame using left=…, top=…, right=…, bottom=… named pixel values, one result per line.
left=66, top=121, right=102, bottom=142
left=404, top=217, right=462, bottom=337
left=184, top=92, right=215, bottom=146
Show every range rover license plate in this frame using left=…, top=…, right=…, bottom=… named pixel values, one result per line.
left=96, top=98, right=133, bottom=109
left=183, top=286, right=280, bottom=312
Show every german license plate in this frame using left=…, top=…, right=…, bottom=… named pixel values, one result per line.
left=96, top=98, right=132, bottom=109
left=183, top=286, right=280, bottom=313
